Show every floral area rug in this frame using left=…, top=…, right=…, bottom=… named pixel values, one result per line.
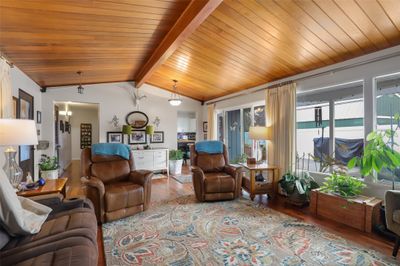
left=102, top=196, right=396, bottom=265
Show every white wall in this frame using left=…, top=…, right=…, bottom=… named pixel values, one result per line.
left=0, top=66, right=43, bottom=179
left=69, top=105, right=99, bottom=160
left=41, top=82, right=203, bottom=158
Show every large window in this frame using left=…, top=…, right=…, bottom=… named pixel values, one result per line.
left=376, top=74, right=400, bottom=182
left=296, top=81, right=364, bottom=173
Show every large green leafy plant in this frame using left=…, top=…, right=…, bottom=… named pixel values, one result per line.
left=320, top=172, right=366, bottom=198
left=279, top=172, right=319, bottom=201
left=348, top=114, right=400, bottom=189
left=39, top=154, right=59, bottom=171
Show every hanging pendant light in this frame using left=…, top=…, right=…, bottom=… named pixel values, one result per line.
left=77, top=71, right=84, bottom=94
left=168, top=79, right=182, bottom=106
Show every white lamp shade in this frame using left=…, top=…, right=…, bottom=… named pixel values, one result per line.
left=249, top=126, right=271, bottom=140
left=0, top=119, right=38, bottom=146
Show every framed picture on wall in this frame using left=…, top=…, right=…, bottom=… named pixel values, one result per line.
left=60, top=120, right=64, bottom=133
left=129, top=130, right=146, bottom=145
left=107, top=132, right=124, bottom=144
left=203, top=121, right=208, bottom=132
left=65, top=121, right=71, bottom=134
left=150, top=131, right=164, bottom=143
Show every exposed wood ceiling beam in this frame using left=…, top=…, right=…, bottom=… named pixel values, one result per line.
left=134, top=0, right=222, bottom=88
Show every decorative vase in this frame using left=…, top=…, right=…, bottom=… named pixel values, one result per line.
left=169, top=159, right=183, bottom=175
left=40, top=169, right=59, bottom=180
left=3, top=149, right=23, bottom=188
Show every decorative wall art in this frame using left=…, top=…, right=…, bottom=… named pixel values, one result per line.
left=107, top=132, right=124, bottom=144
left=80, top=123, right=92, bottom=149
left=150, top=131, right=164, bottom=143
left=125, top=111, right=148, bottom=129
left=129, top=130, right=146, bottom=145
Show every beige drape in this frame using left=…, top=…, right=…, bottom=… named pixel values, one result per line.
left=0, top=59, right=13, bottom=118
left=266, top=83, right=296, bottom=175
left=207, top=103, right=216, bottom=140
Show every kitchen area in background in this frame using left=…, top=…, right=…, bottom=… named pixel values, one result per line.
left=177, top=111, right=197, bottom=165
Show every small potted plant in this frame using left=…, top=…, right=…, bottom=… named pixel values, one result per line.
left=169, top=150, right=183, bottom=175
left=39, top=154, right=59, bottom=180
left=279, top=171, right=319, bottom=206
left=320, top=172, right=366, bottom=198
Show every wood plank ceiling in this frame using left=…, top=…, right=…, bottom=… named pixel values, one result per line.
left=1, top=0, right=400, bottom=101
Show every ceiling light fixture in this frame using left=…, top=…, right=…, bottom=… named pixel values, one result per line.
left=168, top=79, right=182, bottom=106
left=77, top=71, right=84, bottom=94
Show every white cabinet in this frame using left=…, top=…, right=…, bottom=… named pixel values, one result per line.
left=132, top=149, right=169, bottom=176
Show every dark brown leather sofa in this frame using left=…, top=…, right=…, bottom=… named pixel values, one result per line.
left=81, top=148, right=153, bottom=223
left=0, top=195, right=98, bottom=266
left=190, top=143, right=243, bottom=202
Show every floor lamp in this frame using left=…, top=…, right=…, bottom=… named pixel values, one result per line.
left=0, top=119, right=38, bottom=188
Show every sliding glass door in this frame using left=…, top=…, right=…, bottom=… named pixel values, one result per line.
left=226, top=109, right=241, bottom=162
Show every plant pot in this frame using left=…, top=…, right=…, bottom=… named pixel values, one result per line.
left=40, top=169, right=59, bottom=180
left=286, top=189, right=308, bottom=207
left=169, top=159, right=183, bottom=175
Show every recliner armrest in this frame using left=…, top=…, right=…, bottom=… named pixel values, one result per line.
left=81, top=176, right=105, bottom=197
left=224, top=164, right=243, bottom=177
left=129, top=170, right=153, bottom=186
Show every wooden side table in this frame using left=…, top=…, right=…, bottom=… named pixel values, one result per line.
left=240, top=163, right=279, bottom=200
left=17, top=177, right=68, bottom=198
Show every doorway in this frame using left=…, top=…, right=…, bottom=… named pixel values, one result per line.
left=54, top=102, right=99, bottom=172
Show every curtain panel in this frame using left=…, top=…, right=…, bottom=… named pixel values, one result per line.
left=265, top=83, right=296, bottom=175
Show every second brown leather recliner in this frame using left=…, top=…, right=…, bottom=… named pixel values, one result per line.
left=81, top=148, right=153, bottom=223
left=190, top=143, right=243, bottom=202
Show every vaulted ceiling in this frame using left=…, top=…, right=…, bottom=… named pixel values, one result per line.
left=1, top=0, right=400, bottom=101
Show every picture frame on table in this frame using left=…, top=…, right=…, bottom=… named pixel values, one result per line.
left=107, top=132, right=124, bottom=144
left=129, top=130, right=147, bottom=145
left=150, top=131, right=164, bottom=143
left=203, top=121, right=208, bottom=132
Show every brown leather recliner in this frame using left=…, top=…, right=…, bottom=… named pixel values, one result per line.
left=190, top=143, right=243, bottom=202
left=81, top=148, right=153, bottom=223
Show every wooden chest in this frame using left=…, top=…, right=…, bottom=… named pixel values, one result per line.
left=310, top=189, right=382, bottom=232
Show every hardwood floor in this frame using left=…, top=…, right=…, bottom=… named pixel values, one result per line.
left=63, top=160, right=397, bottom=265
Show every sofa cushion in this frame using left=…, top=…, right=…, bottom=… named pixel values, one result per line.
left=197, top=153, right=225, bottom=172
left=204, top=173, right=235, bottom=193
left=393, top=210, right=400, bottom=224
left=3, top=208, right=97, bottom=251
left=0, top=227, right=10, bottom=250
left=105, top=182, right=144, bottom=212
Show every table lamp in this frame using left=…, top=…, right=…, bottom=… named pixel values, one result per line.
left=145, top=125, right=154, bottom=148
left=249, top=126, right=271, bottom=163
left=0, top=119, right=38, bottom=188
left=249, top=126, right=271, bottom=182
left=122, top=124, right=132, bottom=143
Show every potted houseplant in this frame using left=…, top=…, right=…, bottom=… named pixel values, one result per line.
left=39, top=154, right=59, bottom=180
left=279, top=171, right=319, bottom=206
left=348, top=125, right=400, bottom=189
left=169, top=150, right=183, bottom=175
left=320, top=172, right=366, bottom=198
